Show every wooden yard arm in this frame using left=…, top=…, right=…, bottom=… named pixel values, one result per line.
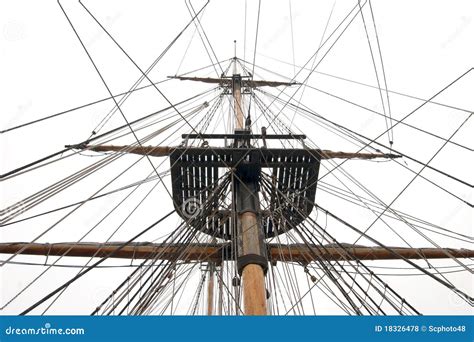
left=168, top=76, right=298, bottom=88
left=0, top=242, right=471, bottom=263
left=84, top=145, right=401, bottom=160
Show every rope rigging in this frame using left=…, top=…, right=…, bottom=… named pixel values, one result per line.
left=0, top=0, right=472, bottom=317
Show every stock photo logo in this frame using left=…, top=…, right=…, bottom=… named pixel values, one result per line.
left=3, top=322, right=85, bottom=337
left=181, top=198, right=203, bottom=219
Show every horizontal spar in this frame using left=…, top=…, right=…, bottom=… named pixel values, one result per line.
left=181, top=133, right=307, bottom=139
left=83, top=145, right=401, bottom=160
left=0, top=242, right=472, bottom=263
left=168, top=76, right=299, bottom=88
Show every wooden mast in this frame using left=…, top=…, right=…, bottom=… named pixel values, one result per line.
left=233, top=73, right=244, bottom=130
left=2, top=57, right=471, bottom=316
left=232, top=71, right=268, bottom=315
left=207, top=262, right=215, bottom=315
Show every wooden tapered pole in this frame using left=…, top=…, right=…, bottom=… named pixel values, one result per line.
left=239, top=212, right=268, bottom=315
left=233, top=74, right=268, bottom=315
left=218, top=265, right=223, bottom=315
left=85, top=145, right=401, bottom=161
left=1, top=242, right=472, bottom=261
left=207, top=262, right=215, bottom=315
left=242, top=264, right=267, bottom=315
left=233, top=75, right=244, bottom=130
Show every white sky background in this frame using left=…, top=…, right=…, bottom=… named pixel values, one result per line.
left=0, top=0, right=472, bottom=315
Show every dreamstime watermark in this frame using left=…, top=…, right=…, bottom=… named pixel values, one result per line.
left=441, top=16, right=471, bottom=48
left=182, top=198, right=203, bottom=219
left=287, top=190, right=301, bottom=202
left=85, top=12, right=121, bottom=47
left=439, top=193, right=471, bottom=227
left=262, top=11, right=302, bottom=50
left=4, top=322, right=85, bottom=336
left=3, top=21, right=26, bottom=42
left=3, top=99, right=33, bottom=130
left=447, top=290, right=470, bottom=309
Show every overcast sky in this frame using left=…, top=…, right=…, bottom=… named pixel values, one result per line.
left=0, top=0, right=472, bottom=315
